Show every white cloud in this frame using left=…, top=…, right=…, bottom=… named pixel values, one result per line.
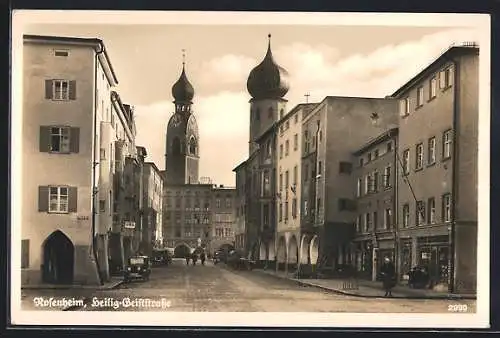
left=273, top=28, right=480, bottom=104
left=133, top=91, right=249, bottom=185
left=133, top=27, right=480, bottom=186
left=198, top=54, right=256, bottom=87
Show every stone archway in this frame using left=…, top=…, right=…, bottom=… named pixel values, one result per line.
left=174, top=243, right=191, bottom=258
left=309, top=235, right=319, bottom=265
left=267, top=241, right=275, bottom=261
left=299, top=235, right=311, bottom=264
left=42, top=230, right=74, bottom=284
left=267, top=241, right=276, bottom=269
left=218, top=243, right=235, bottom=254
left=288, top=235, right=299, bottom=271
left=277, top=236, right=287, bottom=271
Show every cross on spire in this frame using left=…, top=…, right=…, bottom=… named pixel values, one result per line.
left=182, top=49, right=186, bottom=66
left=304, top=92, right=310, bottom=103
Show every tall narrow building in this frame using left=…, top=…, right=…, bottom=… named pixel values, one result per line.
left=235, top=34, right=289, bottom=260
left=162, top=58, right=237, bottom=255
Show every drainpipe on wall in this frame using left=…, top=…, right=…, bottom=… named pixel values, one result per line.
left=92, top=46, right=104, bottom=285
left=392, top=130, right=399, bottom=280
left=448, top=59, right=459, bottom=294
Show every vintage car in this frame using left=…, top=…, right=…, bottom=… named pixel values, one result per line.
left=151, top=248, right=172, bottom=266
left=124, top=256, right=151, bottom=282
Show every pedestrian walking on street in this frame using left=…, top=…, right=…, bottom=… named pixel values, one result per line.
left=185, top=254, right=191, bottom=265
left=200, top=252, right=206, bottom=266
left=380, top=256, right=396, bottom=297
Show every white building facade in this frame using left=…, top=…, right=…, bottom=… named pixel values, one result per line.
left=274, top=104, right=311, bottom=272
left=21, top=35, right=120, bottom=285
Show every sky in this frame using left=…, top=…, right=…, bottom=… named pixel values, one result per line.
left=22, top=19, right=482, bottom=187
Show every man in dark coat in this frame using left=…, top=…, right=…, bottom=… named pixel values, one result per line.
left=380, top=256, right=396, bottom=297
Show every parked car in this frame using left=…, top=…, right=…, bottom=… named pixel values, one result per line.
left=152, top=249, right=172, bottom=266
left=124, top=256, right=151, bottom=282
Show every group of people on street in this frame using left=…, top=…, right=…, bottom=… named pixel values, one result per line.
left=185, top=251, right=206, bottom=266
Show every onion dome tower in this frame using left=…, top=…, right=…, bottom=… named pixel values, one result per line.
left=172, top=52, right=195, bottom=114
left=165, top=50, right=200, bottom=185
left=247, top=34, right=290, bottom=100
left=247, top=34, right=289, bottom=155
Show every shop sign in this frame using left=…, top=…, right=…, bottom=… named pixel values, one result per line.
left=421, top=252, right=430, bottom=259
left=124, top=221, right=136, bottom=229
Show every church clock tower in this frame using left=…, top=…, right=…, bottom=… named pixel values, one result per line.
left=165, top=54, right=200, bottom=185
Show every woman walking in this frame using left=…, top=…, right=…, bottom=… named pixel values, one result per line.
left=380, top=256, right=396, bottom=297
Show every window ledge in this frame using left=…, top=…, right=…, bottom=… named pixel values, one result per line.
left=442, top=156, right=452, bottom=163
left=427, top=96, right=437, bottom=103
left=48, top=151, right=72, bottom=155
left=427, top=161, right=436, bottom=168
left=414, top=167, right=424, bottom=173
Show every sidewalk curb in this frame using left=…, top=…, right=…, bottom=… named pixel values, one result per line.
left=252, top=269, right=476, bottom=300
left=21, top=280, right=124, bottom=291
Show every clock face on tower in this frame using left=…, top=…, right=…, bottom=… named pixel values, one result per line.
left=172, top=113, right=182, bottom=127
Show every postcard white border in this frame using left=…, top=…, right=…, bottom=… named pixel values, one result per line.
left=10, top=10, right=491, bottom=328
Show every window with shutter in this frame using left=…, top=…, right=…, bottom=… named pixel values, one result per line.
left=44, top=126, right=71, bottom=153
left=45, top=186, right=69, bottom=213
left=52, top=80, right=70, bottom=100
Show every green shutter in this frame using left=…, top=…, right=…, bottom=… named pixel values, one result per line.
left=69, top=81, right=77, bottom=100
left=68, top=187, right=78, bottom=212
left=70, top=127, right=80, bottom=153
left=38, top=186, right=49, bottom=212
left=39, top=126, right=51, bottom=152
left=45, top=80, right=52, bottom=99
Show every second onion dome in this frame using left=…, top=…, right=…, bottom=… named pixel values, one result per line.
left=247, top=34, right=290, bottom=100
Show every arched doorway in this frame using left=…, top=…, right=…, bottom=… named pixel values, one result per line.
left=277, top=236, right=286, bottom=271
left=267, top=241, right=275, bottom=261
left=309, top=236, right=319, bottom=265
left=288, top=236, right=298, bottom=271
left=218, top=243, right=235, bottom=255
left=174, top=243, right=191, bottom=258
left=259, top=242, right=267, bottom=260
left=267, top=241, right=276, bottom=269
left=299, top=235, right=310, bottom=264
left=42, top=230, right=74, bottom=284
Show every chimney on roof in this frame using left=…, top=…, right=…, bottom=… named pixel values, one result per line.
left=220, top=184, right=224, bottom=188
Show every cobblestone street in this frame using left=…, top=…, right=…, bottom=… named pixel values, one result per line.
left=20, top=259, right=476, bottom=313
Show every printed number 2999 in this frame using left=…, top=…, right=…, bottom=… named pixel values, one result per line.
left=448, top=304, right=468, bottom=312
